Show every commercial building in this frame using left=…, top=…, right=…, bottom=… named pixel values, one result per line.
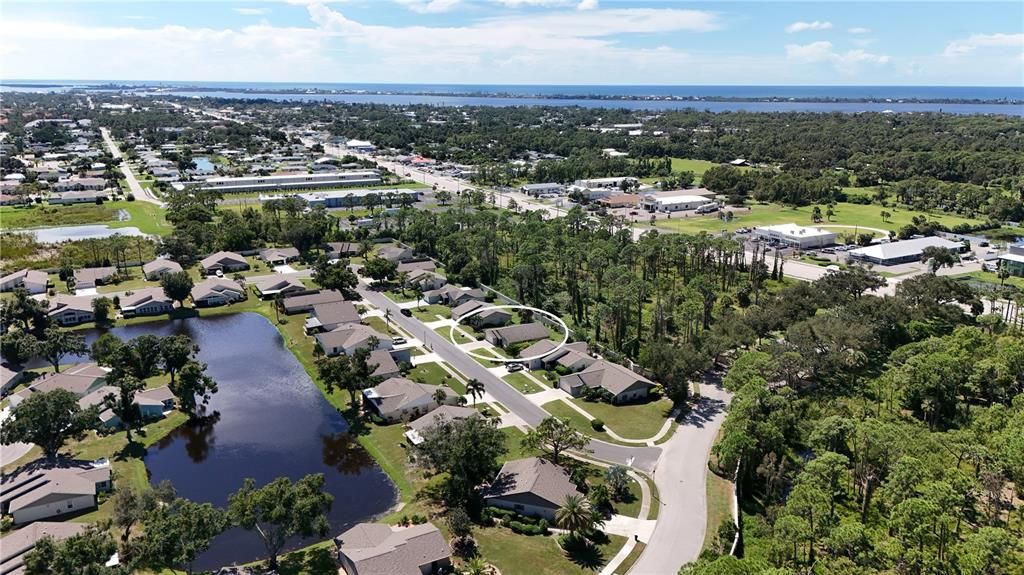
left=997, top=241, right=1024, bottom=277
left=848, top=236, right=963, bottom=266
left=574, top=176, right=638, bottom=190
left=520, top=183, right=565, bottom=197
left=290, top=187, right=423, bottom=208
left=640, top=193, right=714, bottom=213
left=196, top=171, right=381, bottom=194
left=752, top=223, right=837, bottom=249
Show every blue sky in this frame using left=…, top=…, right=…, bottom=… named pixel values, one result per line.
left=1, top=1, right=1022, bottom=86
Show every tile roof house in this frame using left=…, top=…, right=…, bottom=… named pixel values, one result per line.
left=200, top=251, right=249, bottom=274
left=484, top=322, right=549, bottom=348
left=73, top=266, right=116, bottom=289
left=46, top=294, right=96, bottom=326
left=190, top=278, right=246, bottom=307
left=118, top=287, right=174, bottom=317
left=0, top=521, right=89, bottom=575
left=252, top=275, right=306, bottom=299
left=334, top=522, right=452, bottom=575
left=304, top=301, right=361, bottom=333
left=558, top=359, right=654, bottom=404
left=404, top=405, right=478, bottom=445
left=259, top=247, right=301, bottom=266
left=517, top=340, right=594, bottom=372
left=315, top=325, right=391, bottom=357
left=0, top=269, right=49, bottom=294
left=361, top=377, right=458, bottom=423
left=280, top=290, right=345, bottom=314
left=142, top=258, right=183, bottom=280
left=0, top=459, right=113, bottom=524
left=483, top=457, right=582, bottom=520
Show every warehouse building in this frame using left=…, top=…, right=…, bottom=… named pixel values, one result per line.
left=287, top=187, right=426, bottom=208
left=640, top=193, right=714, bottom=213
left=848, top=236, right=963, bottom=266
left=195, top=170, right=381, bottom=193
left=753, top=223, right=837, bottom=249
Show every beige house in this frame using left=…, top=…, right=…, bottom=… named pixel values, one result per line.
left=0, top=522, right=88, bottom=575
left=118, top=287, right=174, bottom=317
left=484, top=322, right=549, bottom=347
left=200, top=251, right=249, bottom=275
left=361, top=377, right=457, bottom=423
left=0, top=269, right=49, bottom=294
left=334, top=522, right=451, bottom=575
left=142, top=258, right=183, bottom=280
left=484, top=457, right=582, bottom=520
left=46, top=295, right=95, bottom=326
left=252, top=275, right=306, bottom=299
left=558, top=359, right=654, bottom=404
left=191, top=278, right=246, bottom=307
left=315, top=324, right=391, bottom=357
left=73, top=266, right=116, bottom=289
left=0, top=459, right=112, bottom=524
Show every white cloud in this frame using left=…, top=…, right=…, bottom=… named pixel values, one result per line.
left=235, top=8, right=271, bottom=16
left=785, top=20, right=832, bottom=33
left=494, top=0, right=574, bottom=6
left=577, top=0, right=598, bottom=10
left=944, top=33, right=1024, bottom=56
left=396, top=0, right=461, bottom=13
left=848, top=27, right=870, bottom=34
left=786, top=41, right=890, bottom=74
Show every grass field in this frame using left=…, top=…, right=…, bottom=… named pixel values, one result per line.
left=0, top=201, right=169, bottom=236
left=649, top=201, right=984, bottom=236
left=570, top=396, right=674, bottom=440
left=406, top=361, right=454, bottom=387
left=670, top=158, right=719, bottom=181
left=474, top=527, right=626, bottom=575
left=503, top=371, right=546, bottom=394
left=953, top=270, right=1024, bottom=291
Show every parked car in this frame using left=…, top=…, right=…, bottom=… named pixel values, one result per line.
left=392, top=337, right=407, bottom=345
left=400, top=308, right=412, bottom=317
left=506, top=363, right=524, bottom=372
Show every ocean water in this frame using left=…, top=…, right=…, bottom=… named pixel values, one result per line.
left=3, top=80, right=1023, bottom=115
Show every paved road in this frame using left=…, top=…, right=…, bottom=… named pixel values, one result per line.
left=100, top=128, right=163, bottom=206
left=632, top=371, right=733, bottom=574
left=355, top=283, right=663, bottom=472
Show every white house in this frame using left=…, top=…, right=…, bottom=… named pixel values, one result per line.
left=142, top=258, right=183, bottom=280
left=315, top=324, right=391, bottom=357
left=0, top=459, right=112, bottom=524
left=118, top=288, right=174, bottom=317
left=200, top=251, right=249, bottom=275
left=361, top=377, right=457, bottom=423
left=191, top=278, right=246, bottom=307
left=0, top=269, right=49, bottom=294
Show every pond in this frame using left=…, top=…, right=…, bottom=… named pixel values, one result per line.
left=193, top=156, right=215, bottom=172
left=71, top=313, right=398, bottom=570
left=30, top=223, right=144, bottom=243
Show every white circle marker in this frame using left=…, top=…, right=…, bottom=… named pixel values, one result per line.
left=448, top=304, right=569, bottom=363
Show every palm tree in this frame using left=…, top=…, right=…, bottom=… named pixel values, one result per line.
left=556, top=494, right=600, bottom=542
left=461, top=557, right=489, bottom=575
left=383, top=308, right=392, bottom=326
left=397, top=271, right=410, bottom=296
left=432, top=387, right=448, bottom=406
left=467, top=379, right=486, bottom=407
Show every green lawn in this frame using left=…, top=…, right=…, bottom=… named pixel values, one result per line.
left=0, top=202, right=170, bottom=236
left=702, top=467, right=736, bottom=552
left=109, top=201, right=171, bottom=236
left=953, top=270, right=1024, bottom=291
left=362, top=315, right=400, bottom=337
left=613, top=542, right=646, bottom=575
left=474, top=527, right=626, bottom=575
left=383, top=288, right=418, bottom=303
left=411, top=304, right=451, bottom=321
left=407, top=362, right=456, bottom=387
left=503, top=372, right=546, bottom=394
left=670, top=158, right=720, bottom=181
left=649, top=201, right=984, bottom=236
left=97, top=275, right=160, bottom=294
left=570, top=396, right=674, bottom=441
left=435, top=325, right=473, bottom=344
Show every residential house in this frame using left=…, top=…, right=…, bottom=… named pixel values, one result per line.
left=395, top=260, right=436, bottom=274
left=315, top=325, right=391, bottom=357
left=0, top=522, right=88, bottom=575
left=200, top=251, right=249, bottom=275
left=118, top=287, right=174, bottom=317
left=280, top=290, right=345, bottom=314
left=73, top=266, right=116, bottom=289
left=325, top=242, right=361, bottom=260
left=0, top=269, right=49, bottom=294
left=191, top=278, right=246, bottom=307
left=142, top=258, right=183, bottom=280
left=404, top=405, right=478, bottom=445
left=558, top=360, right=654, bottom=404
left=368, top=349, right=402, bottom=380
left=46, top=295, right=95, bottom=326
left=334, top=522, right=451, bottom=575
left=483, top=457, right=582, bottom=521
left=423, top=284, right=485, bottom=306
left=452, top=300, right=511, bottom=328
left=304, top=301, right=361, bottom=333
left=517, top=340, right=594, bottom=372
left=77, top=385, right=175, bottom=428
left=0, top=458, right=112, bottom=524
left=376, top=246, right=414, bottom=263
left=260, top=247, right=301, bottom=266
left=484, top=322, right=549, bottom=348
left=405, top=269, right=446, bottom=292
left=49, top=189, right=110, bottom=205
left=51, top=177, right=107, bottom=192
left=252, top=275, right=306, bottom=299
left=9, top=363, right=108, bottom=408
left=361, top=377, right=457, bottom=423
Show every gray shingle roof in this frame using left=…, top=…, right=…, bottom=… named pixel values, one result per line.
left=484, top=457, right=582, bottom=508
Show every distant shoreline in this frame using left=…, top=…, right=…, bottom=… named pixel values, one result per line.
left=3, top=82, right=1022, bottom=106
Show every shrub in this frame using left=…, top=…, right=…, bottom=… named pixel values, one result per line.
left=0, top=515, right=12, bottom=533
left=508, top=521, right=545, bottom=536
left=591, top=419, right=605, bottom=431
left=126, top=194, right=135, bottom=201
left=411, top=514, right=426, bottom=525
